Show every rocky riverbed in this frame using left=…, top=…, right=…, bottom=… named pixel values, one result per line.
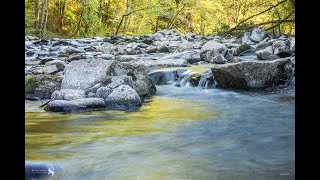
left=25, top=28, right=295, bottom=113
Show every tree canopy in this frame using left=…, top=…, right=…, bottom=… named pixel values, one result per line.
left=25, top=0, right=295, bottom=39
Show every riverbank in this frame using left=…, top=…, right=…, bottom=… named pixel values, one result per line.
left=25, top=28, right=295, bottom=113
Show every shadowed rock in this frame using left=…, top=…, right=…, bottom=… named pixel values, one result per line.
left=211, top=58, right=293, bottom=90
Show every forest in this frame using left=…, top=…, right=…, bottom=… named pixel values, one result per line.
left=25, top=0, right=295, bottom=39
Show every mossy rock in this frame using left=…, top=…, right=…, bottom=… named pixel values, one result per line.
left=25, top=74, right=63, bottom=100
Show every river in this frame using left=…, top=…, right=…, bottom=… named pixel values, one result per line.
left=25, top=66, right=295, bottom=180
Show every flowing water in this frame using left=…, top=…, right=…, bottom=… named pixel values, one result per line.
left=25, top=66, right=295, bottom=180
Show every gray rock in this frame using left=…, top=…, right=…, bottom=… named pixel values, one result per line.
left=85, top=83, right=102, bottom=94
left=156, top=43, right=170, bottom=53
left=175, top=42, right=194, bottom=52
left=51, top=89, right=86, bottom=100
left=233, top=43, right=252, bottom=56
left=32, top=68, right=44, bottom=75
left=65, top=46, right=85, bottom=54
left=67, top=54, right=87, bottom=62
left=200, top=40, right=229, bottom=62
left=25, top=75, right=62, bottom=100
left=61, top=59, right=156, bottom=97
left=152, top=32, right=167, bottom=41
left=115, top=55, right=137, bottom=62
left=45, top=60, right=66, bottom=71
left=39, top=57, right=57, bottom=64
left=73, top=98, right=106, bottom=109
left=256, top=38, right=274, bottom=50
left=185, top=33, right=195, bottom=41
left=250, top=28, right=268, bottom=42
left=130, top=58, right=188, bottom=69
left=255, top=46, right=273, bottom=60
left=242, top=32, right=253, bottom=44
left=146, top=47, right=158, bottom=53
left=44, top=64, right=59, bottom=74
left=211, top=58, right=293, bottom=89
left=142, top=38, right=153, bottom=45
left=105, top=85, right=141, bottom=110
left=96, top=86, right=113, bottom=99
left=209, top=54, right=227, bottom=64
left=107, top=75, right=133, bottom=89
left=44, top=100, right=83, bottom=113
left=98, top=54, right=114, bottom=60
left=96, top=43, right=117, bottom=54
left=272, top=40, right=291, bottom=57
left=159, top=50, right=201, bottom=64
left=87, top=92, right=96, bottom=98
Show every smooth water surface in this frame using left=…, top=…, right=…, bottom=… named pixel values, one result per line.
left=26, top=84, right=295, bottom=179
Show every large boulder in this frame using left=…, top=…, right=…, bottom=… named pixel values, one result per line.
left=45, top=98, right=106, bottom=113
left=61, top=59, right=156, bottom=98
left=211, top=58, right=293, bottom=90
left=25, top=75, right=62, bottom=100
left=200, top=40, right=233, bottom=62
left=105, top=85, right=142, bottom=110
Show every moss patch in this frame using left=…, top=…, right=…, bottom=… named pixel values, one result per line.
left=25, top=75, right=39, bottom=92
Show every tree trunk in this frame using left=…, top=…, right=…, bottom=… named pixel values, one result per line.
left=38, top=0, right=46, bottom=37
left=35, top=0, right=40, bottom=34
left=72, top=8, right=84, bottom=37
left=40, top=0, right=50, bottom=38
left=59, top=0, right=66, bottom=32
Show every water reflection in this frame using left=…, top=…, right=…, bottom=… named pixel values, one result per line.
left=26, top=96, right=218, bottom=160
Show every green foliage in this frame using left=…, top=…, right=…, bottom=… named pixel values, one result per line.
left=25, top=0, right=295, bottom=38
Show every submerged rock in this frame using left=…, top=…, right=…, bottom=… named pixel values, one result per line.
left=211, top=58, right=293, bottom=90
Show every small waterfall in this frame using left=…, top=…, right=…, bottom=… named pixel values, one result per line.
left=288, top=67, right=295, bottom=87
left=197, top=70, right=217, bottom=89
left=149, top=68, right=218, bottom=89
left=178, top=69, right=217, bottom=89
left=179, top=70, right=200, bottom=87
